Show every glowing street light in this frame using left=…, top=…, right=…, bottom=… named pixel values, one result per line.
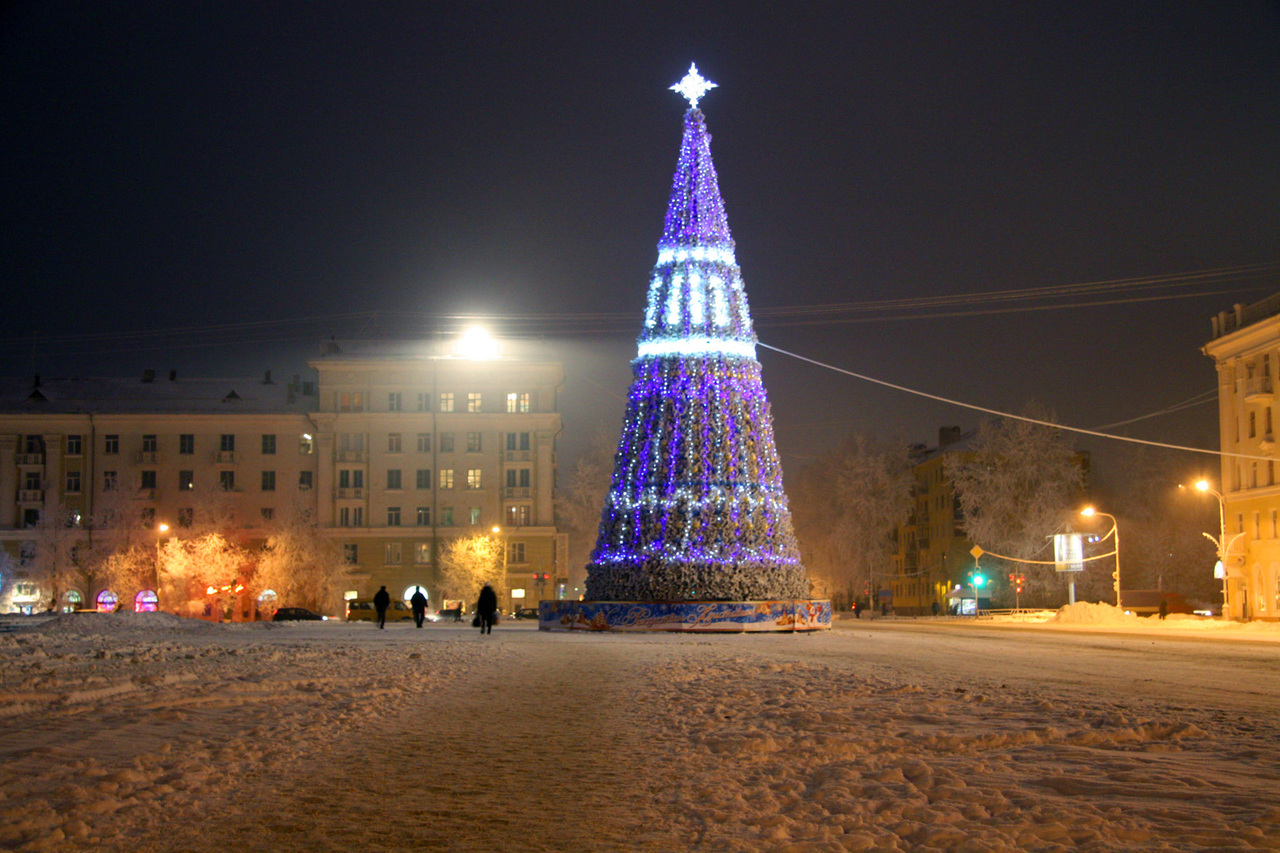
left=1081, top=507, right=1121, bottom=608
left=155, top=522, right=170, bottom=608
left=1188, top=479, right=1241, bottom=619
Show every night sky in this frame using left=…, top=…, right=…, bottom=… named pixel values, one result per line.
left=3, top=1, right=1278, bottom=479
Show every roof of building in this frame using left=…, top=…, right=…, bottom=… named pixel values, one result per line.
left=0, top=373, right=315, bottom=415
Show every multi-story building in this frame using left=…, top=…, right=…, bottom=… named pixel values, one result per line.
left=887, top=426, right=978, bottom=615
left=0, top=335, right=564, bottom=617
left=1202, top=294, right=1280, bottom=621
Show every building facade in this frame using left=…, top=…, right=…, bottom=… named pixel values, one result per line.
left=0, top=336, right=564, bottom=617
left=1203, top=294, right=1280, bottom=621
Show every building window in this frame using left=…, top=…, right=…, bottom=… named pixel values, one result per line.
left=179, top=470, right=194, bottom=491
left=387, top=470, right=402, bottom=490
left=506, top=392, right=530, bottom=413
left=1269, top=408, right=1275, bottom=437
left=416, top=506, right=431, bottom=526
left=1250, top=412, right=1257, bottom=438
left=299, top=470, right=313, bottom=490
left=299, top=434, right=314, bottom=454
left=65, top=470, right=81, bottom=493
left=140, top=470, right=157, bottom=489
left=262, top=507, right=275, bottom=521
left=220, top=434, right=235, bottom=452
left=416, top=433, right=431, bottom=453
left=262, top=434, right=276, bottom=454
left=262, top=471, right=276, bottom=491
left=104, top=470, right=118, bottom=491
left=388, top=433, right=402, bottom=453
left=469, top=506, right=481, bottom=525
left=508, top=542, right=526, bottom=563
left=178, top=507, right=193, bottom=527
left=507, top=505, right=531, bottom=526
left=180, top=434, right=194, bottom=454
left=339, top=391, right=365, bottom=412
left=104, top=435, right=119, bottom=454
left=415, top=542, right=431, bottom=564
left=467, top=392, right=482, bottom=413
left=388, top=506, right=402, bottom=526
left=24, top=471, right=40, bottom=490
left=440, top=433, right=454, bottom=453
left=66, top=435, right=82, bottom=455
left=385, top=542, right=402, bottom=564
left=344, top=544, right=358, bottom=564
left=389, top=392, right=402, bottom=412
left=506, top=432, right=531, bottom=451
left=506, top=469, right=531, bottom=488
left=440, top=392, right=454, bottom=413
left=416, top=469, right=432, bottom=489
left=219, top=470, right=235, bottom=491
left=466, top=469, right=482, bottom=489
left=440, top=507, right=454, bottom=526
left=338, top=469, right=365, bottom=489
left=467, top=432, right=482, bottom=452
left=142, top=434, right=157, bottom=452
left=417, top=393, right=429, bottom=412
left=339, top=507, right=365, bottom=527
left=440, top=469, right=454, bottom=489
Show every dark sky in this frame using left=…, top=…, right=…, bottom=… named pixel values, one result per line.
left=3, top=1, right=1279, bottom=479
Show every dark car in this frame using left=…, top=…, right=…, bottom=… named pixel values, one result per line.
left=514, top=607, right=540, bottom=620
left=272, top=607, right=327, bottom=622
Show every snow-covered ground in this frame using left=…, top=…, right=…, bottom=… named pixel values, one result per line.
left=2, top=604, right=1278, bottom=852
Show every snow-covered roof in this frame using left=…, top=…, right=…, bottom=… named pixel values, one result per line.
left=0, top=375, right=316, bottom=415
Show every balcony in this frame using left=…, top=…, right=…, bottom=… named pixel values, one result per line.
left=134, top=451, right=158, bottom=464
left=16, top=453, right=44, bottom=466
left=18, top=489, right=43, bottom=503
left=336, top=487, right=364, bottom=499
left=504, top=487, right=532, bottom=499
left=505, top=450, right=531, bottom=462
left=215, top=450, right=237, bottom=464
left=1245, top=376, right=1274, bottom=403
left=337, top=450, right=365, bottom=463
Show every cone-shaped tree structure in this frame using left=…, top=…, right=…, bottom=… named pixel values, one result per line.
left=585, top=66, right=809, bottom=602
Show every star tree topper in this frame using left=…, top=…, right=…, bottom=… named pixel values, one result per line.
left=670, top=63, right=717, bottom=109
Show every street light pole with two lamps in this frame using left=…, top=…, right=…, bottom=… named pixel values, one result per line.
left=1080, top=507, right=1121, bottom=609
left=1189, top=479, right=1241, bottom=619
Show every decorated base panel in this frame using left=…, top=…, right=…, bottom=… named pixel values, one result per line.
left=538, top=600, right=831, bottom=633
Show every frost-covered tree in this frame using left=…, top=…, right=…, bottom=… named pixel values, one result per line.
left=160, top=533, right=247, bottom=616
left=792, top=434, right=914, bottom=608
left=946, top=408, right=1086, bottom=601
left=25, top=501, right=84, bottom=608
left=555, top=430, right=614, bottom=588
left=439, top=534, right=505, bottom=607
left=253, top=500, right=350, bottom=615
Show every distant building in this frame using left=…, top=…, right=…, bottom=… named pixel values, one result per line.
left=888, top=426, right=979, bottom=616
left=1202, top=295, right=1280, bottom=621
left=0, top=335, right=564, bottom=616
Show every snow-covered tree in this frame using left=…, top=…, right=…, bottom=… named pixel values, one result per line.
left=160, top=533, right=247, bottom=616
left=439, top=534, right=505, bottom=607
left=555, top=430, right=614, bottom=587
left=24, top=501, right=84, bottom=608
left=946, top=408, right=1086, bottom=602
left=253, top=500, right=350, bottom=615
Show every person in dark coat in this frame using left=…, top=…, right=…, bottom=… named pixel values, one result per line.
left=410, top=589, right=429, bottom=628
left=476, top=584, right=498, bottom=635
left=373, top=585, right=391, bottom=630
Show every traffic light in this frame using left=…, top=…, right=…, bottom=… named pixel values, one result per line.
left=972, top=573, right=986, bottom=588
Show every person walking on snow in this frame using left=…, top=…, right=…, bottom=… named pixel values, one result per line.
left=373, top=585, right=391, bottom=629
left=476, top=583, right=498, bottom=635
left=410, top=588, right=428, bottom=628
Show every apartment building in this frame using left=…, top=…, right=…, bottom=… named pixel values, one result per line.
left=0, top=336, right=564, bottom=616
left=1203, top=294, right=1280, bottom=621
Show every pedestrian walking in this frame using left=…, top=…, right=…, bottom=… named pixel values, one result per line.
left=476, top=583, right=498, bottom=635
left=373, top=585, right=391, bottom=630
left=1158, top=598, right=1168, bottom=620
left=931, top=600, right=940, bottom=617
left=851, top=601, right=861, bottom=619
left=410, top=589, right=428, bottom=628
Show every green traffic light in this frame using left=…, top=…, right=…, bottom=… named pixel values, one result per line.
left=972, top=574, right=986, bottom=587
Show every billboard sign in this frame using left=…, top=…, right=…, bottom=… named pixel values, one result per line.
left=1054, top=533, right=1084, bottom=573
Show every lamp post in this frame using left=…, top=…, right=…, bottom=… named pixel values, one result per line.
left=155, top=522, right=169, bottom=609
left=1191, top=480, right=1240, bottom=619
left=491, top=525, right=507, bottom=611
left=1081, top=507, right=1120, bottom=608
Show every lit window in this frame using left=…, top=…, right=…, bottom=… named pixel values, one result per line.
left=467, top=469, right=482, bottom=489
left=440, top=393, right=454, bottom=413
left=440, top=469, right=454, bottom=489
left=415, top=542, right=431, bottom=563
left=467, top=393, right=482, bottom=413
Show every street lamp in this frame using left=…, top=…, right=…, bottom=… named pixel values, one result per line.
left=1081, top=507, right=1121, bottom=608
left=155, top=522, right=169, bottom=609
left=1190, top=479, right=1241, bottom=619
left=491, top=525, right=508, bottom=610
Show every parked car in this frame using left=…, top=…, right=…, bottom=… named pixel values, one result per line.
left=272, top=607, right=327, bottom=621
left=514, top=607, right=540, bottom=620
left=346, top=599, right=415, bottom=622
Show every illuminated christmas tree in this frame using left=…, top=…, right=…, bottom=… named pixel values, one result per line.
left=585, top=65, right=810, bottom=602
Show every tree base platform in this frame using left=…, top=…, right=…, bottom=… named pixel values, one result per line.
left=538, top=599, right=831, bottom=632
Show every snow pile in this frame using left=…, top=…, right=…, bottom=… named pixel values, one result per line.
left=1049, top=601, right=1138, bottom=624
